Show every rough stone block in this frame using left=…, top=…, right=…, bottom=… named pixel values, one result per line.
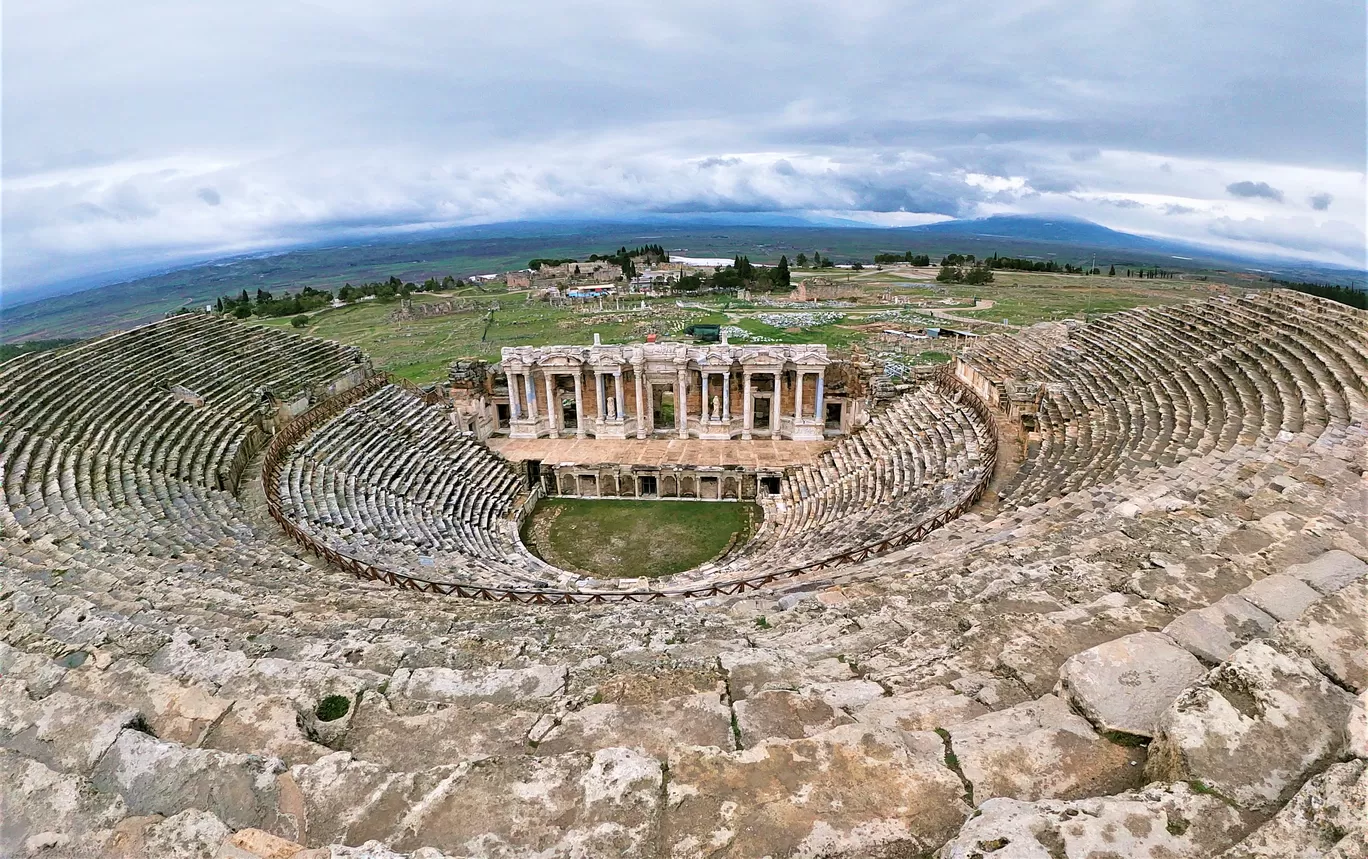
left=939, top=782, right=1248, bottom=859
left=60, top=659, right=232, bottom=746
left=948, top=694, right=1145, bottom=803
left=344, top=692, right=538, bottom=770
left=0, top=750, right=128, bottom=857
left=1146, top=640, right=1355, bottom=814
left=90, top=730, right=284, bottom=831
left=1287, top=549, right=1368, bottom=595
left=1218, top=760, right=1368, bottom=859
left=1057, top=631, right=1206, bottom=738
left=1276, top=579, right=1368, bottom=693
left=733, top=689, right=854, bottom=746
left=665, top=725, right=969, bottom=858
left=852, top=686, right=989, bottom=733
left=1163, top=595, right=1279, bottom=663
left=1238, top=574, right=1322, bottom=621
left=538, top=691, right=733, bottom=756
left=389, top=664, right=567, bottom=710
left=0, top=681, right=138, bottom=774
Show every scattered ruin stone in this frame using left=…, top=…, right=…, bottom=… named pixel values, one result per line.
left=1056, top=631, right=1207, bottom=738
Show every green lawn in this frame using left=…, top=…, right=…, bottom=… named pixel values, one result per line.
left=521, top=498, right=760, bottom=578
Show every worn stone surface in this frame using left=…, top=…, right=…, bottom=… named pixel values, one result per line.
left=1164, top=595, right=1280, bottom=663
left=537, top=691, right=734, bottom=756
left=224, top=827, right=307, bottom=859
left=1057, top=631, right=1207, bottom=738
left=1276, top=579, right=1368, bottom=693
left=344, top=692, right=538, bottom=770
left=0, top=642, right=66, bottom=697
left=201, top=696, right=333, bottom=766
left=388, top=665, right=567, bottom=711
left=1218, top=760, right=1368, bottom=859
left=1147, top=640, right=1355, bottom=814
left=0, top=680, right=138, bottom=775
left=1238, top=574, right=1322, bottom=622
left=1287, top=549, right=1368, bottom=595
left=852, top=686, right=989, bottom=733
left=0, top=749, right=127, bottom=857
left=664, top=724, right=969, bottom=857
left=949, top=694, right=1145, bottom=802
left=733, top=689, right=854, bottom=746
left=939, top=782, right=1250, bottom=859
left=143, top=808, right=231, bottom=859
left=717, top=650, right=853, bottom=700
left=90, top=730, right=284, bottom=831
left=60, top=659, right=233, bottom=747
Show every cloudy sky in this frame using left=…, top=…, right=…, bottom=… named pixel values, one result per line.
left=4, top=1, right=1365, bottom=300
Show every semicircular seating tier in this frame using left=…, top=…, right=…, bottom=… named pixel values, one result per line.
left=2, top=293, right=1367, bottom=858
left=962, top=291, right=1368, bottom=509
left=271, top=377, right=994, bottom=592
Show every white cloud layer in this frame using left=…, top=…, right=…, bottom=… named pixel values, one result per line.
left=3, top=0, right=1365, bottom=298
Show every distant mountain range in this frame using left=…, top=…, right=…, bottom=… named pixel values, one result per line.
left=3, top=215, right=1362, bottom=343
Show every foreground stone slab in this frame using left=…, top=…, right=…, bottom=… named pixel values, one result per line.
left=852, top=686, right=989, bottom=733
left=91, top=730, right=284, bottom=831
left=1147, top=640, right=1355, bottom=814
left=286, top=747, right=662, bottom=856
left=664, top=724, right=968, bottom=857
left=0, top=749, right=127, bottom=857
left=939, top=782, right=1249, bottom=859
left=1276, top=579, right=1368, bottom=693
left=1218, top=760, right=1368, bottom=859
left=1057, top=631, right=1206, bottom=738
left=1163, top=595, right=1279, bottom=663
left=59, top=659, right=233, bottom=747
left=344, top=692, right=538, bottom=770
left=388, top=664, right=567, bottom=710
left=948, top=694, right=1145, bottom=803
left=537, top=691, right=734, bottom=756
left=0, top=681, right=138, bottom=775
left=1286, top=549, right=1368, bottom=595
left=733, top=689, right=854, bottom=746
left=1238, top=574, right=1321, bottom=621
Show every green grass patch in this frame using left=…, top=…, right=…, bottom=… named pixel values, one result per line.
left=522, top=498, right=760, bottom=578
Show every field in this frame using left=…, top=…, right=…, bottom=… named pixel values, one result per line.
left=520, top=498, right=760, bottom=579
left=8, top=217, right=1336, bottom=345
left=248, top=270, right=1214, bottom=384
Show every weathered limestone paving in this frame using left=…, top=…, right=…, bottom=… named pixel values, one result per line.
left=0, top=290, right=1365, bottom=858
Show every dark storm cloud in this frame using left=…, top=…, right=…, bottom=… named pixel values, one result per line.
left=1309, top=192, right=1333, bottom=210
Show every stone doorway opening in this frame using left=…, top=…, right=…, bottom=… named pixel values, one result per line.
left=638, top=475, right=658, bottom=497
left=652, top=385, right=675, bottom=435
left=754, top=397, right=772, bottom=430
left=825, top=402, right=842, bottom=430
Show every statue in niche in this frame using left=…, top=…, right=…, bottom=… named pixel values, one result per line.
left=710, top=394, right=721, bottom=421
left=605, top=398, right=617, bottom=419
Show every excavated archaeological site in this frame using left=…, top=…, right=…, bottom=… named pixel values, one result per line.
left=0, top=288, right=1365, bottom=859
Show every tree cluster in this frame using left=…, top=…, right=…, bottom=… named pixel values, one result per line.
left=936, top=259, right=995, bottom=285
left=1124, top=267, right=1179, bottom=279
left=217, top=286, right=334, bottom=319
left=673, top=255, right=791, bottom=294
left=1272, top=279, right=1367, bottom=310
left=587, top=244, right=670, bottom=278
left=873, top=252, right=932, bottom=265
left=528, top=258, right=577, bottom=270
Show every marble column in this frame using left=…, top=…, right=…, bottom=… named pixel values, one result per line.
left=794, top=370, right=805, bottom=423
left=633, top=364, right=646, bottom=438
left=769, top=372, right=781, bottom=439
left=742, top=372, right=753, bottom=440
left=701, top=372, right=710, bottom=423
left=509, top=372, right=522, bottom=420
left=524, top=372, right=537, bottom=421
left=815, top=373, right=825, bottom=424
left=614, top=370, right=625, bottom=423
left=543, top=371, right=558, bottom=438
left=573, top=372, right=585, bottom=438
left=676, top=367, right=687, bottom=439
left=722, top=371, right=731, bottom=421
left=595, top=371, right=606, bottom=425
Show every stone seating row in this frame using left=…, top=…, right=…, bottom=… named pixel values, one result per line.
left=2, top=416, right=1362, bottom=857
left=973, top=292, right=1368, bottom=508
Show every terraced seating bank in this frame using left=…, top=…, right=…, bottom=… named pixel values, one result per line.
left=0, top=290, right=1365, bottom=858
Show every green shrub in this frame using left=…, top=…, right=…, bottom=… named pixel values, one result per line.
left=315, top=695, right=351, bottom=722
